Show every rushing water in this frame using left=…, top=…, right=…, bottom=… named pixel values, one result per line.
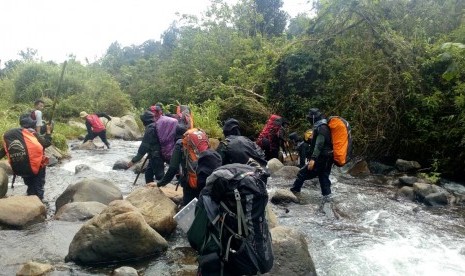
left=1, top=139, right=465, bottom=275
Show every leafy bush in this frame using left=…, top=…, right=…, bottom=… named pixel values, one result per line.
left=218, top=95, right=270, bottom=138
left=51, top=132, right=68, bottom=152
left=190, top=100, right=223, bottom=139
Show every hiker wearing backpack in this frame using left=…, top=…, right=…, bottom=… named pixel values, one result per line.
left=80, top=111, right=112, bottom=149
left=216, top=118, right=267, bottom=167
left=156, top=125, right=211, bottom=206
left=188, top=163, right=274, bottom=275
left=1, top=114, right=52, bottom=201
left=290, top=108, right=334, bottom=201
left=289, top=130, right=313, bottom=168
left=127, top=119, right=166, bottom=183
left=174, top=105, right=194, bottom=129
left=256, top=114, right=289, bottom=161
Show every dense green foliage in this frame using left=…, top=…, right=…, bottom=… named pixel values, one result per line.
left=1, top=0, right=464, bottom=179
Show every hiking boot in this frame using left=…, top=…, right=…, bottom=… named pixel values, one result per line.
left=290, top=187, right=300, bottom=194
left=321, top=194, right=333, bottom=203
left=106, top=144, right=111, bottom=149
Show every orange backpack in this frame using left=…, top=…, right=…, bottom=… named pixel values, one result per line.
left=327, top=116, right=352, bottom=167
left=182, top=128, right=210, bottom=188
left=3, top=128, right=44, bottom=176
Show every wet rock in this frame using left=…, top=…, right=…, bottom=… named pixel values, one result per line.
left=348, top=160, right=371, bottom=177
left=269, top=226, right=317, bottom=276
left=413, top=182, right=440, bottom=201
left=395, top=159, right=421, bottom=172
left=0, top=168, right=8, bottom=198
left=45, top=145, right=66, bottom=160
left=424, top=192, right=449, bottom=206
left=16, top=261, right=53, bottom=276
left=271, top=189, right=299, bottom=204
left=397, top=186, right=415, bottom=201
left=273, top=166, right=300, bottom=180
left=0, top=196, right=46, bottom=228
left=368, top=161, right=395, bottom=175
left=55, top=177, right=123, bottom=213
left=113, top=160, right=129, bottom=170
left=66, top=200, right=168, bottom=264
left=399, top=176, right=418, bottom=186
left=132, top=159, right=148, bottom=174
left=55, top=201, right=107, bottom=221
left=47, top=155, right=59, bottom=167
left=126, top=186, right=177, bottom=236
left=267, top=158, right=284, bottom=175
left=112, top=266, right=139, bottom=276
left=159, top=183, right=183, bottom=205
left=0, top=160, right=13, bottom=175
left=75, top=164, right=91, bottom=174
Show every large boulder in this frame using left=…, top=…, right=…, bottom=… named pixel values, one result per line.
left=65, top=200, right=168, bottom=264
left=0, top=167, right=8, bottom=198
left=126, top=187, right=177, bottom=236
left=424, top=192, right=449, bottom=206
left=348, top=160, right=371, bottom=177
left=55, top=178, right=123, bottom=213
left=159, top=183, right=184, bottom=205
left=271, top=189, right=299, bottom=205
left=45, top=145, right=66, bottom=160
left=267, top=158, right=284, bottom=175
left=273, top=166, right=300, bottom=180
left=54, top=201, right=107, bottom=222
left=269, top=226, right=317, bottom=276
left=105, top=115, right=143, bottom=141
left=0, top=160, right=13, bottom=175
left=395, top=159, right=421, bottom=172
left=0, top=196, right=46, bottom=228
left=397, top=186, right=415, bottom=201
left=413, top=182, right=440, bottom=201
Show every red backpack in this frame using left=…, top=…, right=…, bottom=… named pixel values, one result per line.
left=182, top=128, right=210, bottom=188
left=87, top=114, right=105, bottom=133
left=256, top=114, right=282, bottom=148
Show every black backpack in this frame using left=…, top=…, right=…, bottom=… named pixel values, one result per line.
left=190, top=163, right=274, bottom=275
left=222, top=135, right=267, bottom=167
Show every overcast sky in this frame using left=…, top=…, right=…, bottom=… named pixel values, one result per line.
left=1, top=0, right=312, bottom=67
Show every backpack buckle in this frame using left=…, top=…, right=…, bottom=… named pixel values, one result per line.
left=234, top=189, right=241, bottom=200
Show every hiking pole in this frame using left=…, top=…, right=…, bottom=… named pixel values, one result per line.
left=175, top=163, right=183, bottom=191
left=284, top=142, right=294, bottom=162
left=48, top=61, right=67, bottom=132
left=133, top=156, right=149, bottom=186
